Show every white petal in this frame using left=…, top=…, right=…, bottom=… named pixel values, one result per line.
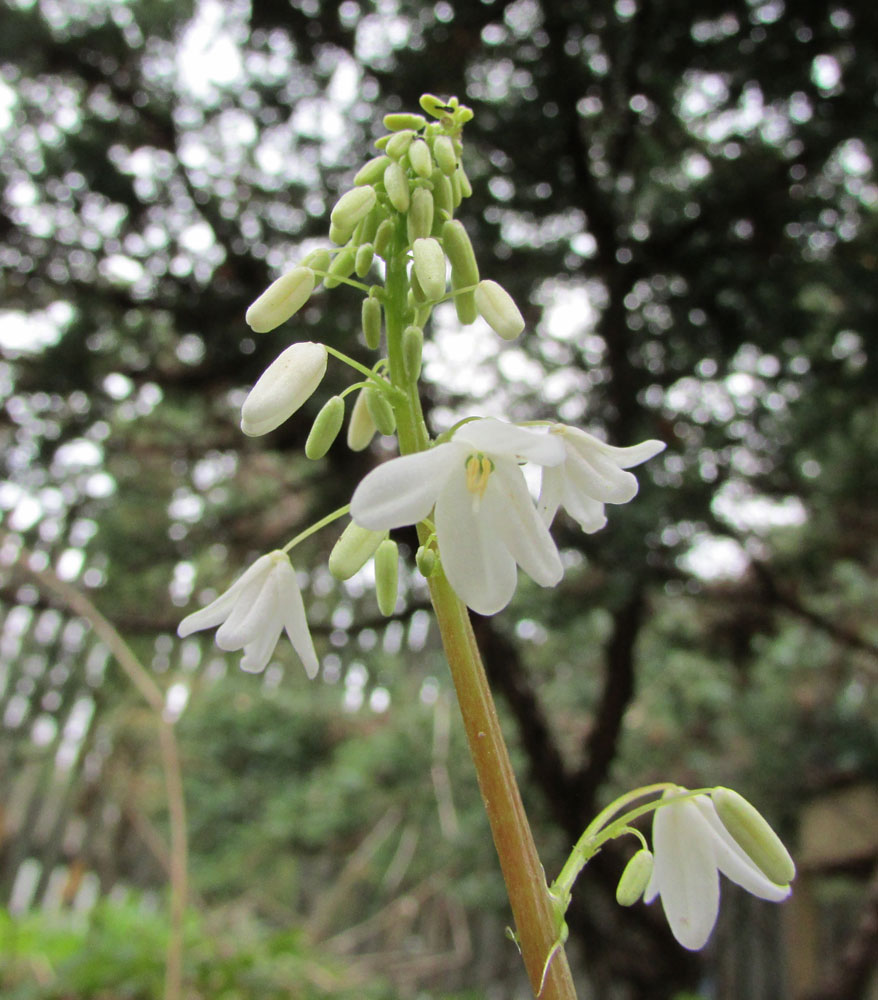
left=563, top=443, right=640, bottom=504
left=485, top=459, right=562, bottom=587
left=561, top=474, right=607, bottom=533
left=434, top=469, right=518, bottom=615
left=275, top=559, right=320, bottom=679
left=215, top=570, right=277, bottom=650
left=537, top=466, right=564, bottom=526
left=177, top=554, right=275, bottom=638
left=240, top=342, right=328, bottom=437
left=560, top=426, right=666, bottom=469
left=455, top=419, right=565, bottom=466
left=651, top=797, right=720, bottom=951
left=351, top=443, right=459, bottom=530
left=695, top=798, right=792, bottom=902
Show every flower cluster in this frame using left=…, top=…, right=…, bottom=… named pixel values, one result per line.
left=177, top=94, right=664, bottom=675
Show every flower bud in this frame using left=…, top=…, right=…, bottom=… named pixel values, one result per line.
left=431, top=169, right=454, bottom=225
left=408, top=138, right=433, bottom=179
left=415, top=545, right=436, bottom=577
left=374, top=539, right=399, bottom=616
left=412, top=237, right=447, bottom=301
left=358, top=204, right=384, bottom=246
left=384, top=112, right=427, bottom=131
left=374, top=218, right=395, bottom=260
left=329, top=223, right=350, bottom=245
left=452, top=274, right=479, bottom=325
left=347, top=388, right=377, bottom=452
left=365, top=385, right=396, bottom=436
left=331, top=186, right=377, bottom=236
left=616, top=849, right=654, bottom=906
left=441, top=220, right=479, bottom=287
left=355, top=243, right=375, bottom=278
left=324, top=246, right=356, bottom=289
left=455, top=163, right=473, bottom=199
left=402, top=325, right=423, bottom=380
left=301, top=249, right=331, bottom=284
left=245, top=267, right=316, bottom=333
left=712, top=788, right=796, bottom=886
left=240, top=342, right=327, bottom=436
left=329, top=521, right=386, bottom=580
left=386, top=129, right=415, bottom=160
left=355, top=155, right=392, bottom=187
left=410, top=266, right=428, bottom=305
left=475, top=279, right=525, bottom=340
left=420, top=93, right=453, bottom=118
left=384, top=160, right=410, bottom=213
left=407, top=187, right=435, bottom=244
left=432, top=134, right=457, bottom=176
left=450, top=169, right=463, bottom=208
left=305, top=394, right=345, bottom=459
left=362, top=296, right=382, bottom=350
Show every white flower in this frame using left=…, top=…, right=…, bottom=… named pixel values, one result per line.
left=241, top=341, right=328, bottom=437
left=644, top=789, right=791, bottom=951
left=177, top=551, right=318, bottom=678
left=538, top=425, right=666, bottom=533
left=350, top=418, right=566, bottom=615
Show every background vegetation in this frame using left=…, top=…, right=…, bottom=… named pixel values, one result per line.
left=1, top=0, right=876, bottom=997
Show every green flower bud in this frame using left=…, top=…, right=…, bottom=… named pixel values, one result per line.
left=415, top=545, right=436, bottom=577
left=384, top=112, right=427, bottom=131
left=384, top=160, right=410, bottom=213
left=432, top=134, right=457, bottom=176
left=616, top=849, right=654, bottom=906
left=412, top=237, right=447, bottom=301
left=374, top=218, right=395, bottom=260
left=430, top=170, right=455, bottom=229
left=331, top=186, right=377, bottom=235
left=329, top=520, right=386, bottom=580
left=419, top=93, right=453, bottom=119
left=373, top=134, right=390, bottom=150
left=362, top=296, right=382, bottom=350
left=324, top=247, right=356, bottom=289
left=410, top=266, right=428, bottom=305
left=358, top=204, right=384, bottom=246
left=245, top=267, right=316, bottom=333
left=402, top=325, right=423, bottom=380
left=329, top=222, right=351, bottom=245
left=407, top=187, right=434, bottom=243
left=456, top=105, right=474, bottom=124
left=347, top=388, right=377, bottom=452
left=386, top=129, right=415, bottom=159
left=455, top=163, right=473, bottom=199
left=475, top=279, right=525, bottom=340
left=452, top=272, right=479, bottom=325
left=450, top=169, right=462, bottom=208
left=301, top=248, right=331, bottom=281
left=712, top=788, right=796, bottom=886
left=354, top=155, right=392, bottom=187
left=305, top=394, right=345, bottom=459
left=355, top=243, right=375, bottom=278
left=408, top=138, right=433, bottom=179
left=442, top=219, right=479, bottom=287
left=365, top=385, right=397, bottom=436
left=374, top=539, right=399, bottom=616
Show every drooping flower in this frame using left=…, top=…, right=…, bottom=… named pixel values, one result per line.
left=538, top=424, right=666, bottom=533
left=240, top=341, right=328, bottom=437
left=644, top=789, right=792, bottom=951
left=350, top=418, right=565, bottom=615
left=177, top=551, right=318, bottom=678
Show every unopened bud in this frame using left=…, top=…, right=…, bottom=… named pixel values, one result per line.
left=365, top=385, right=397, bottom=436
left=616, top=849, right=654, bottom=906
left=347, top=388, right=377, bottom=452
left=305, top=394, right=345, bottom=459
left=402, top=325, right=423, bottom=380
left=355, top=243, right=375, bottom=278
left=374, top=218, right=395, bottom=260
left=455, top=163, right=473, bottom=199
left=432, top=134, right=457, bottom=176
left=301, top=249, right=331, bottom=284
left=240, top=342, right=327, bottom=436
left=324, top=247, right=356, bottom=289
left=384, top=112, right=427, bottom=131
left=442, top=220, right=479, bottom=287
left=331, top=186, right=377, bottom=236
left=386, top=129, right=415, bottom=159
left=407, top=187, right=435, bottom=244
left=355, top=155, right=392, bottom=187
left=408, top=138, right=433, bottom=179
left=358, top=204, right=384, bottom=246
left=374, top=539, right=399, bottom=616
left=431, top=169, right=454, bottom=225
left=362, top=297, right=383, bottom=350
left=475, top=279, right=525, bottom=340
left=245, top=267, right=316, bottom=333
left=450, top=169, right=463, bottom=208
left=384, top=160, right=410, bottom=213
left=412, top=237, right=447, bottom=301
left=415, top=545, right=436, bottom=577
left=452, top=273, right=479, bottom=325
left=420, top=93, right=453, bottom=119
left=329, top=521, right=386, bottom=580
left=712, top=788, right=796, bottom=886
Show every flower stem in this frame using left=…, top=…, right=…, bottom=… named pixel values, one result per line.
left=382, top=220, right=578, bottom=1000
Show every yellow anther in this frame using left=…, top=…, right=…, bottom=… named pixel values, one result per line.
left=465, top=453, right=493, bottom=502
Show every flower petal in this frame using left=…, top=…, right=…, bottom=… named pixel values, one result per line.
left=562, top=426, right=666, bottom=469
left=177, top=554, right=275, bottom=638
left=485, top=459, right=562, bottom=587
left=351, top=443, right=459, bottom=530
left=537, top=466, right=564, bottom=526
left=434, top=468, right=518, bottom=615
left=561, top=474, right=607, bottom=533
left=651, top=796, right=721, bottom=951
left=215, top=567, right=278, bottom=650
left=563, top=443, right=640, bottom=504
left=455, top=418, right=565, bottom=466
left=276, top=559, right=320, bottom=679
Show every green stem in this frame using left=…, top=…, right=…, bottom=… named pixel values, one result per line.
left=381, top=221, right=577, bottom=1000
left=283, top=505, right=350, bottom=553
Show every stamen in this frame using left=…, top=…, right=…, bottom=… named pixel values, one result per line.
left=465, top=453, right=493, bottom=510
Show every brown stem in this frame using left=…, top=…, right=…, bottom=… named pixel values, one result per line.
left=427, top=569, right=578, bottom=999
